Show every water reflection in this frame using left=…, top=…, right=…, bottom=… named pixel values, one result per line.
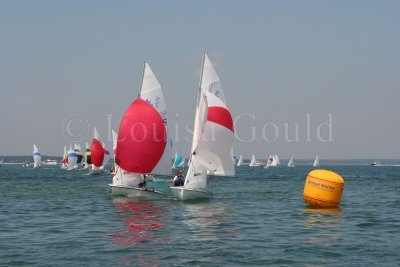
left=303, top=207, right=343, bottom=246
left=110, top=197, right=168, bottom=248
left=182, top=203, right=237, bottom=241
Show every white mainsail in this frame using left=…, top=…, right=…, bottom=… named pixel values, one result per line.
left=111, top=129, right=119, bottom=173
left=184, top=90, right=234, bottom=188
left=200, top=55, right=234, bottom=177
left=112, top=130, right=118, bottom=159
left=33, top=144, right=41, bottom=168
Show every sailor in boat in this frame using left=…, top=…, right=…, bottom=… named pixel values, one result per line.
left=172, top=170, right=185, bottom=186
left=110, top=164, right=115, bottom=174
left=138, top=174, right=147, bottom=188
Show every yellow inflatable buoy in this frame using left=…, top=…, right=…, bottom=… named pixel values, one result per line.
left=303, top=169, right=344, bottom=208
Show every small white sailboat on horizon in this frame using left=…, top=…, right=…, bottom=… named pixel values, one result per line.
left=313, top=155, right=319, bottom=167
left=61, top=146, right=68, bottom=169
left=249, top=154, right=257, bottom=167
left=271, top=154, right=280, bottom=167
left=32, top=144, right=41, bottom=168
left=287, top=156, right=295, bottom=167
left=237, top=154, right=243, bottom=167
left=264, top=154, right=273, bottom=168
left=249, top=154, right=263, bottom=167
left=170, top=54, right=235, bottom=201
left=67, top=144, right=78, bottom=170
left=110, top=62, right=171, bottom=197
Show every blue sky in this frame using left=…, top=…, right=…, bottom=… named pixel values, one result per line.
left=1, top=0, right=399, bottom=159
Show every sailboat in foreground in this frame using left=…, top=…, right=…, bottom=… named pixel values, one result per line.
left=109, top=62, right=171, bottom=197
left=170, top=54, right=235, bottom=201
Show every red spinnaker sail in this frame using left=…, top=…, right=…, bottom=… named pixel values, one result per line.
left=91, top=138, right=105, bottom=167
left=116, top=98, right=167, bottom=173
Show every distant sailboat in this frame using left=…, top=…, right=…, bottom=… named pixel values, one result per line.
left=83, top=142, right=92, bottom=169
left=270, top=154, right=280, bottom=167
left=67, top=144, right=78, bottom=170
left=287, top=156, right=295, bottom=167
left=265, top=154, right=273, bottom=168
left=237, top=154, right=243, bottom=167
left=178, top=155, right=186, bottom=168
left=170, top=54, right=235, bottom=200
left=61, top=146, right=68, bottom=169
left=74, top=143, right=84, bottom=167
left=313, top=155, right=319, bottom=167
left=249, top=154, right=257, bottom=167
left=33, top=144, right=41, bottom=168
left=172, top=151, right=184, bottom=169
left=89, top=128, right=106, bottom=175
left=110, top=62, right=171, bottom=196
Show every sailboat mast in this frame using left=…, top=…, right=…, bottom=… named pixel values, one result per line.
left=189, top=53, right=206, bottom=161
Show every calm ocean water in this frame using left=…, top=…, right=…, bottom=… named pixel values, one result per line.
left=0, top=164, right=399, bottom=266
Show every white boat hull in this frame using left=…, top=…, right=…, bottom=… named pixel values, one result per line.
left=170, top=187, right=211, bottom=201
left=109, top=184, right=163, bottom=197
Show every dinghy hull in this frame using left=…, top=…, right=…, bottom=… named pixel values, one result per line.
left=109, top=184, right=163, bottom=197
left=170, top=187, right=211, bottom=201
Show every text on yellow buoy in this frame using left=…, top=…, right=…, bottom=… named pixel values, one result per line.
left=303, top=169, right=344, bottom=208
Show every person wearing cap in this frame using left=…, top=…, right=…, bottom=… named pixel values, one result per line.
left=173, top=170, right=185, bottom=186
